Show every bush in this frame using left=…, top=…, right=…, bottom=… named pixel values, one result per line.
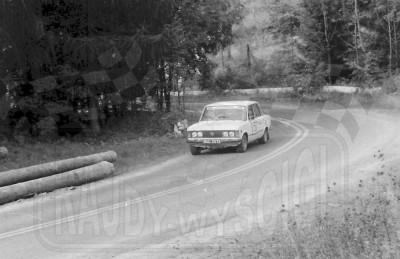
left=199, top=61, right=217, bottom=90
left=214, top=69, right=236, bottom=90
left=382, top=75, right=400, bottom=94
left=0, top=147, right=8, bottom=159
left=32, top=116, right=58, bottom=140
left=287, top=73, right=325, bottom=97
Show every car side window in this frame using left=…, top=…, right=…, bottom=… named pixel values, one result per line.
left=248, top=105, right=255, bottom=120
left=253, top=104, right=261, bottom=117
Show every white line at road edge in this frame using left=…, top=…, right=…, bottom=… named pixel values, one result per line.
left=0, top=118, right=309, bottom=240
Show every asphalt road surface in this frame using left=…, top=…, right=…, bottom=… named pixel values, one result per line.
left=1, top=107, right=399, bottom=259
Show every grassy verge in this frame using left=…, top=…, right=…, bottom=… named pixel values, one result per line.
left=181, top=88, right=400, bottom=112
left=0, top=111, right=192, bottom=174
left=223, top=155, right=400, bottom=258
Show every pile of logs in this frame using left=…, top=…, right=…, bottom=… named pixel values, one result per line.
left=0, top=151, right=116, bottom=205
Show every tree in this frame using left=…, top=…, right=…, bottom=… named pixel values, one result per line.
left=298, top=0, right=354, bottom=83
left=1, top=0, right=244, bottom=136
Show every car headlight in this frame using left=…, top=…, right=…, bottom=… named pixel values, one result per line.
left=223, top=132, right=229, bottom=137
left=229, top=131, right=235, bottom=137
left=197, top=132, right=203, bottom=137
left=192, top=132, right=197, bottom=138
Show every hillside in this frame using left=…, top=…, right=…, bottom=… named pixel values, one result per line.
left=209, top=0, right=301, bottom=89
left=210, top=0, right=400, bottom=93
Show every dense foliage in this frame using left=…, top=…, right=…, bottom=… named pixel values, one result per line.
left=0, top=0, right=243, bottom=136
left=269, top=0, right=400, bottom=88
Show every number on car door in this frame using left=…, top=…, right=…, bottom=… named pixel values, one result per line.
left=252, top=104, right=264, bottom=137
left=248, top=105, right=257, bottom=140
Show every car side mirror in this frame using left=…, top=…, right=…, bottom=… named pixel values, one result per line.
left=249, top=115, right=255, bottom=120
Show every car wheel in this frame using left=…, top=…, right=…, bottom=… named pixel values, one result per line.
left=236, top=134, right=248, bottom=153
left=259, top=128, right=269, bottom=144
left=190, top=145, right=201, bottom=155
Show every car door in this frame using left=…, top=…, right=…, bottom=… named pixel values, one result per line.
left=247, top=105, right=258, bottom=142
left=252, top=103, right=264, bottom=138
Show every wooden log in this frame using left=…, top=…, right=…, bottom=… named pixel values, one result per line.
left=0, top=161, right=114, bottom=205
left=0, top=151, right=117, bottom=187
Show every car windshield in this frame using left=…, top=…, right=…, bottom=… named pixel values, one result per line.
left=200, top=105, right=247, bottom=121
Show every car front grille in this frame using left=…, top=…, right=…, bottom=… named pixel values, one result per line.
left=202, top=131, right=224, bottom=138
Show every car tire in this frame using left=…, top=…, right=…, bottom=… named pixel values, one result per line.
left=190, top=145, right=201, bottom=155
left=236, top=134, right=248, bottom=153
left=259, top=128, right=269, bottom=144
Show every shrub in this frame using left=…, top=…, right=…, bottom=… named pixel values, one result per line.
left=32, top=116, right=58, bottom=140
left=382, top=75, right=400, bottom=94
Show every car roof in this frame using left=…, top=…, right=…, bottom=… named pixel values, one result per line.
left=205, top=101, right=257, bottom=107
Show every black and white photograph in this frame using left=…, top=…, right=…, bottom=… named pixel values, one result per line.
left=1, top=0, right=400, bottom=258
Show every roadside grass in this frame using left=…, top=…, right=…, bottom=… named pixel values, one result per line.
left=318, top=90, right=400, bottom=111
left=0, top=111, right=190, bottom=174
left=362, top=91, right=400, bottom=111
left=180, top=90, right=289, bottom=104
left=227, top=154, right=400, bottom=258
left=265, top=185, right=400, bottom=258
left=181, top=88, right=400, bottom=112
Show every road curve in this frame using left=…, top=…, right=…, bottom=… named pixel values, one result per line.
left=0, top=109, right=399, bottom=259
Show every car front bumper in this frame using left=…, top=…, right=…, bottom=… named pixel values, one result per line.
left=187, top=138, right=242, bottom=149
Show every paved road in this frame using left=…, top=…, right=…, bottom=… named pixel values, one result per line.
left=0, top=108, right=398, bottom=259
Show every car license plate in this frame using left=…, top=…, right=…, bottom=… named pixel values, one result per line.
left=204, top=139, right=221, bottom=144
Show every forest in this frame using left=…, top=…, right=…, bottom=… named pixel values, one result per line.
left=269, top=0, right=400, bottom=89
left=1, top=0, right=399, bottom=138
left=215, top=0, right=400, bottom=93
left=0, top=0, right=243, bottom=136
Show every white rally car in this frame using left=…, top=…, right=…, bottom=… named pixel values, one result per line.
left=187, top=101, right=271, bottom=155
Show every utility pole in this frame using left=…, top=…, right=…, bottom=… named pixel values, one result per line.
left=247, top=44, right=251, bottom=68
left=221, top=48, right=225, bottom=70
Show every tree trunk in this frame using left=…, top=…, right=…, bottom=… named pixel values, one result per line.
left=86, top=0, right=90, bottom=35
left=177, top=87, right=181, bottom=111
left=291, top=35, right=295, bottom=64
left=157, top=88, right=163, bottom=112
left=354, top=0, right=359, bottom=67
left=247, top=44, right=251, bottom=67
left=389, top=17, right=393, bottom=77
left=354, top=0, right=365, bottom=52
left=323, top=11, right=332, bottom=84
left=354, top=0, right=360, bottom=87
left=86, top=1, right=100, bottom=132
left=158, top=60, right=166, bottom=112
left=394, top=14, right=399, bottom=72
left=165, top=89, right=171, bottom=112
left=89, top=95, right=101, bottom=135
left=182, top=78, right=186, bottom=117
left=221, top=48, right=225, bottom=70
left=166, top=63, right=173, bottom=112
